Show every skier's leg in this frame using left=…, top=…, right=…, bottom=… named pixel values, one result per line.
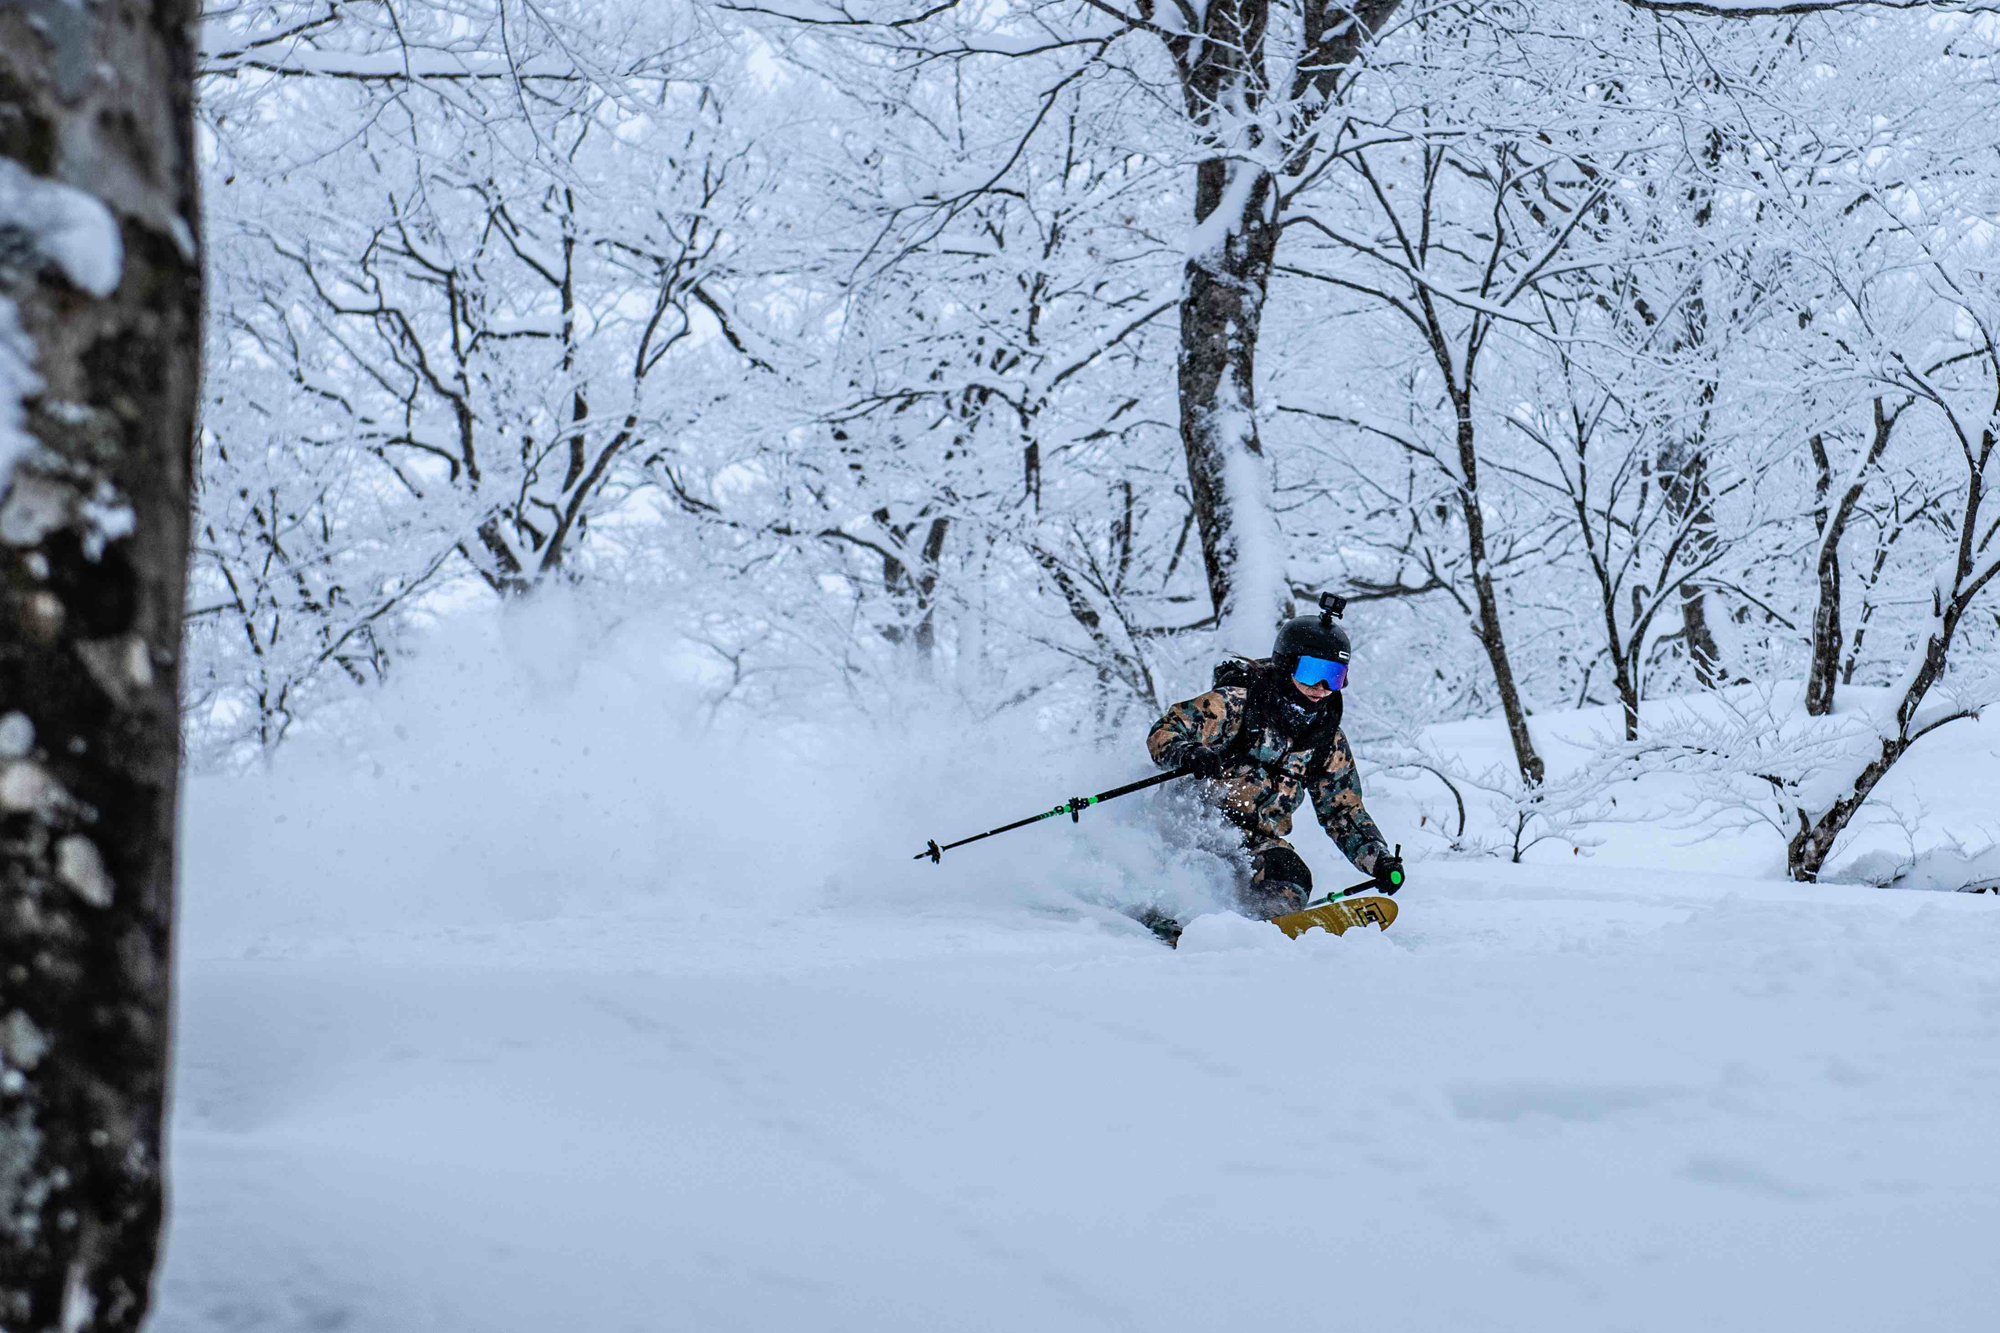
left=1238, top=841, right=1311, bottom=921
left=1128, top=905, right=1186, bottom=947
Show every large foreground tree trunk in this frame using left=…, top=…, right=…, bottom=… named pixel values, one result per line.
left=0, top=2, right=200, bottom=1328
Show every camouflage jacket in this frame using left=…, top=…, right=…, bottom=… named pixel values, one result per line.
left=1146, top=676, right=1390, bottom=873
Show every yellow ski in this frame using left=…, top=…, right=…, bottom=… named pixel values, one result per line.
left=1269, top=893, right=1398, bottom=940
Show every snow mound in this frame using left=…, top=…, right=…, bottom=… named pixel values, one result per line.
left=1294, top=912, right=1402, bottom=957
left=1830, top=841, right=2000, bottom=893
left=1176, top=907, right=1405, bottom=956
left=1175, top=911, right=1287, bottom=952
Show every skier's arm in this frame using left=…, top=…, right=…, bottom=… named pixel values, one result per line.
left=1309, top=732, right=1392, bottom=874
left=1147, top=689, right=1244, bottom=773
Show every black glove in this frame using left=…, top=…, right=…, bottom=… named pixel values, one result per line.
left=1372, top=851, right=1406, bottom=896
left=1173, top=747, right=1227, bottom=779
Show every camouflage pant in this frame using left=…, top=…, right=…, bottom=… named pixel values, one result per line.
left=1240, top=843, right=1311, bottom=921
left=1151, top=780, right=1315, bottom=922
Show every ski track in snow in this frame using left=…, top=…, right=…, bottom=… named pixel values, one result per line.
left=154, top=862, right=2000, bottom=1333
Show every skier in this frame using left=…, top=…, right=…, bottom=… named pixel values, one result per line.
left=1146, top=597, right=1403, bottom=927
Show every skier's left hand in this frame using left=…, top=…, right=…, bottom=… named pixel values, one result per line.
left=1372, top=852, right=1405, bottom=896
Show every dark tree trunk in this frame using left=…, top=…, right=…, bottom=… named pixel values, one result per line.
left=1452, top=390, right=1546, bottom=786
left=1789, top=622, right=1953, bottom=880
left=910, top=514, right=949, bottom=666
left=871, top=508, right=949, bottom=669
left=0, top=3, right=199, bottom=1328
left=1573, top=456, right=1641, bottom=741
left=1168, top=0, right=1278, bottom=631
left=1840, top=501, right=1911, bottom=685
left=1806, top=432, right=1840, bottom=716
left=1679, top=587, right=1723, bottom=686
left=1786, top=395, right=1993, bottom=881
left=1663, top=407, right=1728, bottom=690
left=1607, top=610, right=1640, bottom=742
left=1659, top=114, right=1730, bottom=692
left=1177, top=162, right=1279, bottom=625
left=1161, top=0, right=1402, bottom=633
left=1387, top=137, right=1548, bottom=787
left=1805, top=399, right=1901, bottom=717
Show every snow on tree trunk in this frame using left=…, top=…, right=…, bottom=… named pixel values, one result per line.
left=0, top=1, right=199, bottom=1327
left=1659, top=390, right=1730, bottom=692
left=1167, top=0, right=1403, bottom=652
left=1785, top=401, right=1998, bottom=881
left=1180, top=159, right=1282, bottom=651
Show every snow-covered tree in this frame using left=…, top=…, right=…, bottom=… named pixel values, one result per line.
left=731, top=0, right=1406, bottom=652
left=181, top=0, right=2000, bottom=882
left=192, top=0, right=767, bottom=753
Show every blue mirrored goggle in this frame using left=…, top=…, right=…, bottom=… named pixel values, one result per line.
left=1292, top=655, right=1348, bottom=690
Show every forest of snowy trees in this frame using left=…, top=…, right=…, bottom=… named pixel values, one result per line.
left=6, top=2, right=2000, bottom=1329
left=186, top=0, right=2000, bottom=881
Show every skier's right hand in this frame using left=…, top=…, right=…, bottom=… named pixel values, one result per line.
left=1372, top=852, right=1406, bottom=895
left=1174, top=747, right=1227, bottom=779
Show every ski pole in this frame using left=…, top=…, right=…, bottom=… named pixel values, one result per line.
left=915, top=767, right=1191, bottom=864
left=1303, top=843, right=1403, bottom=907
left=1306, top=879, right=1378, bottom=908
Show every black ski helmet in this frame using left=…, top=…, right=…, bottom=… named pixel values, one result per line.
left=1272, top=592, right=1351, bottom=673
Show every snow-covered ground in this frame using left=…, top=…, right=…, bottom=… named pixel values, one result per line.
left=154, top=620, right=2000, bottom=1332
